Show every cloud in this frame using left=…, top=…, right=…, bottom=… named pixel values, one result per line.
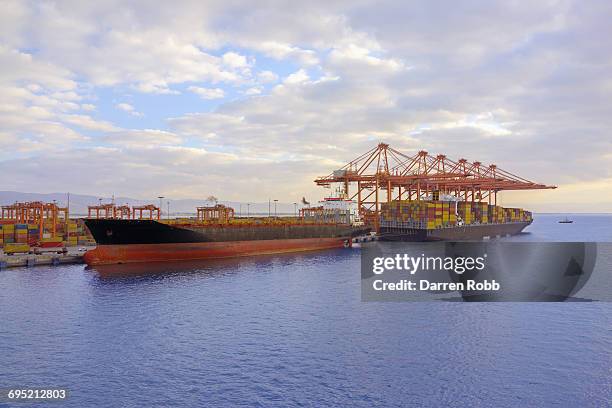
left=328, top=44, right=405, bottom=72
left=0, top=146, right=330, bottom=202
left=256, top=42, right=319, bottom=65
left=11, top=3, right=248, bottom=94
left=104, top=129, right=182, bottom=147
left=187, top=86, right=225, bottom=99
left=0, top=47, right=90, bottom=158
left=222, top=51, right=248, bottom=68
left=257, top=70, right=279, bottom=83
left=283, top=69, right=310, bottom=85
left=0, top=1, right=611, bottom=211
left=115, top=102, right=143, bottom=117
left=61, top=114, right=118, bottom=131
left=243, top=87, right=262, bottom=96
left=0, top=46, right=76, bottom=90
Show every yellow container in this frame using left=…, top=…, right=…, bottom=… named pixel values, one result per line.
left=4, top=243, right=31, bottom=254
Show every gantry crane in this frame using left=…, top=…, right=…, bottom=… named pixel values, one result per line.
left=131, top=204, right=161, bottom=220
left=87, top=203, right=116, bottom=219
left=197, top=204, right=235, bottom=224
left=0, top=201, right=69, bottom=240
left=315, top=143, right=556, bottom=230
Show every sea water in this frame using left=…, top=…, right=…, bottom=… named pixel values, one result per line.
left=0, top=214, right=610, bottom=407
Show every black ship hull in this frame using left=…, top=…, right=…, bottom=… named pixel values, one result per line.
left=378, top=221, right=531, bottom=242
left=84, top=218, right=368, bottom=245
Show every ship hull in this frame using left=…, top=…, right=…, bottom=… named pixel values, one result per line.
left=84, top=238, right=349, bottom=265
left=82, top=219, right=361, bottom=266
left=84, top=218, right=361, bottom=244
left=379, top=221, right=531, bottom=242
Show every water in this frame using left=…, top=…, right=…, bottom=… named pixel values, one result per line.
left=502, top=213, right=612, bottom=242
left=1, top=214, right=611, bottom=407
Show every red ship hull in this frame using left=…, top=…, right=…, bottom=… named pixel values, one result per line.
left=83, top=237, right=349, bottom=266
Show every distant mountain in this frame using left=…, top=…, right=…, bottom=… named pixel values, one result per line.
left=0, top=191, right=305, bottom=216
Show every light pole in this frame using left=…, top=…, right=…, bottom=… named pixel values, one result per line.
left=158, top=196, right=164, bottom=219
left=239, top=203, right=242, bottom=217
left=293, top=202, right=297, bottom=217
left=247, top=203, right=250, bottom=217
left=274, top=199, right=278, bottom=218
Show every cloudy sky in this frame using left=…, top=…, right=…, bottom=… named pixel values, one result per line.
left=1, top=1, right=611, bottom=212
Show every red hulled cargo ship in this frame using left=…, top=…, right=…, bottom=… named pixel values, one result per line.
left=83, top=218, right=367, bottom=266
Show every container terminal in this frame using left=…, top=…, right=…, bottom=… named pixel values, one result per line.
left=315, top=143, right=556, bottom=241
left=0, top=143, right=555, bottom=267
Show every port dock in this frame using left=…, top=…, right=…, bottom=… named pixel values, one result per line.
left=0, top=247, right=93, bottom=269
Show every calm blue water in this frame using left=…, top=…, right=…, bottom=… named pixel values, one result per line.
left=502, top=214, right=612, bottom=242
left=0, top=214, right=611, bottom=407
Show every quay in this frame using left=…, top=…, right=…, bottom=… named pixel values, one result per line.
left=0, top=247, right=94, bottom=269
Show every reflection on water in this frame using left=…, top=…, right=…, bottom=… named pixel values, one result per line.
left=88, top=250, right=331, bottom=280
left=91, top=257, right=255, bottom=279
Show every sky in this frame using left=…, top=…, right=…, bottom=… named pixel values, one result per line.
left=1, top=0, right=611, bottom=212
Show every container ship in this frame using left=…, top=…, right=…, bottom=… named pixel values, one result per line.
left=315, top=143, right=556, bottom=242
left=377, top=200, right=532, bottom=241
left=83, top=201, right=368, bottom=266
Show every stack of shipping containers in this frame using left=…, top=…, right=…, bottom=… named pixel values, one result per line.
left=380, top=201, right=429, bottom=229
left=0, top=219, right=95, bottom=249
left=381, top=200, right=459, bottom=230
left=382, top=200, right=532, bottom=230
left=66, top=220, right=78, bottom=247
left=503, top=207, right=532, bottom=223
left=15, top=224, right=28, bottom=243
left=1, top=224, right=15, bottom=245
left=27, top=223, right=39, bottom=245
left=457, top=202, right=472, bottom=225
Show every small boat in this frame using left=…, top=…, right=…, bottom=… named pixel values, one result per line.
left=559, top=217, right=573, bottom=224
